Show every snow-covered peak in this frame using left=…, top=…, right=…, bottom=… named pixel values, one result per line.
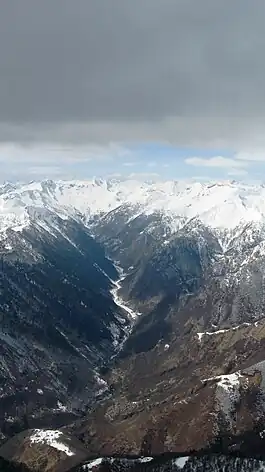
left=1, top=178, right=265, bottom=237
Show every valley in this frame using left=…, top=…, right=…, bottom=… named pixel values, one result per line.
left=1, top=178, right=265, bottom=470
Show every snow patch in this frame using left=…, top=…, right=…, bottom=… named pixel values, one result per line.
left=56, top=401, right=68, bottom=412
left=94, top=374, right=109, bottom=397
left=203, top=372, right=242, bottom=390
left=174, top=456, right=190, bottom=468
left=138, top=457, right=153, bottom=463
left=217, top=373, right=242, bottom=392
left=84, top=458, right=104, bottom=470
left=29, top=429, right=75, bottom=456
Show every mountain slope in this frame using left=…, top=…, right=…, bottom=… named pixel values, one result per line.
left=0, top=207, right=132, bottom=441
left=68, top=209, right=265, bottom=456
left=0, top=428, right=89, bottom=472
left=3, top=178, right=265, bottom=457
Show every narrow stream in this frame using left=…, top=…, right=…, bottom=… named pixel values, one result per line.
left=94, top=264, right=142, bottom=393
left=108, top=265, right=142, bottom=359
left=110, top=274, right=141, bottom=321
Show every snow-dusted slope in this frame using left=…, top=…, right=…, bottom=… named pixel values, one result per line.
left=2, top=179, right=265, bottom=239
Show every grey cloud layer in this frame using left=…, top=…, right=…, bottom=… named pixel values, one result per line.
left=1, top=0, right=265, bottom=144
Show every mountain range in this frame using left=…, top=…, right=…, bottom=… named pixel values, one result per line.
left=1, top=178, right=265, bottom=470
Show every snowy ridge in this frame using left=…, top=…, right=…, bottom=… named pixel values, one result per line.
left=197, top=321, right=259, bottom=341
left=29, top=429, right=75, bottom=456
left=203, top=372, right=243, bottom=391
left=2, top=179, right=265, bottom=240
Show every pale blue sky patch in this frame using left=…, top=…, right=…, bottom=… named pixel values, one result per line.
left=0, top=141, right=265, bottom=183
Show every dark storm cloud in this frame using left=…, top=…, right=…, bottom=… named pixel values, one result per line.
left=1, top=0, right=265, bottom=145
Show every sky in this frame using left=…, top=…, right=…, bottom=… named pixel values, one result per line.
left=2, top=0, right=265, bottom=182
